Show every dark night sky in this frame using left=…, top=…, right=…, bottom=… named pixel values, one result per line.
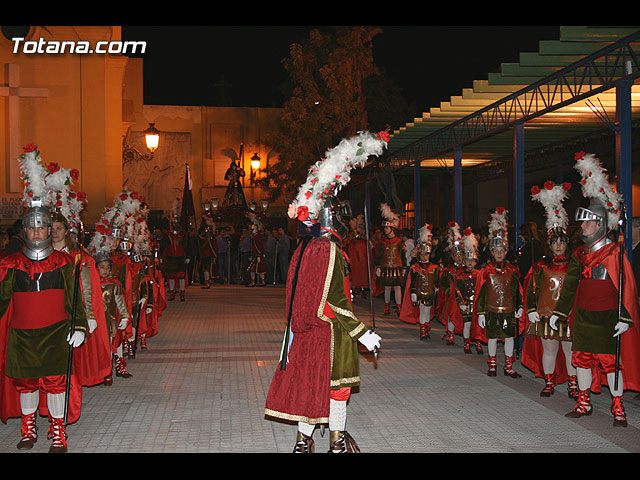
left=121, top=26, right=562, bottom=118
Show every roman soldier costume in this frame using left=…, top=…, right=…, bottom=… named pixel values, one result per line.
left=473, top=207, right=524, bottom=378
left=345, top=214, right=374, bottom=299
left=437, top=222, right=465, bottom=345
left=247, top=213, right=266, bottom=287
left=550, top=152, right=640, bottom=427
left=198, top=215, right=217, bottom=289
left=375, top=203, right=405, bottom=315
left=0, top=145, right=88, bottom=453
left=265, top=131, right=386, bottom=453
left=162, top=199, right=188, bottom=301
left=455, top=228, right=483, bottom=354
left=399, top=224, right=440, bottom=340
left=522, top=180, right=577, bottom=398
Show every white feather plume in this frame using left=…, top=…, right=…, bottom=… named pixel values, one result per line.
left=379, top=202, right=399, bottom=227
left=418, top=223, right=433, bottom=244
left=462, top=227, right=478, bottom=255
left=574, top=152, right=622, bottom=228
left=531, top=181, right=570, bottom=232
left=446, top=221, right=462, bottom=249
left=488, top=207, right=509, bottom=241
left=289, top=131, right=388, bottom=223
left=18, top=148, right=48, bottom=206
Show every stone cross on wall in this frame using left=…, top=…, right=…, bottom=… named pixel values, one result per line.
left=0, top=63, right=48, bottom=192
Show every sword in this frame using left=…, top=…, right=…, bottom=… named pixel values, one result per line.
left=363, top=201, right=379, bottom=360
left=280, top=233, right=313, bottom=371
left=64, top=260, right=82, bottom=426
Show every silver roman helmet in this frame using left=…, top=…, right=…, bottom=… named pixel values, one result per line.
left=317, top=196, right=352, bottom=245
left=575, top=197, right=609, bottom=246
left=22, top=198, right=54, bottom=261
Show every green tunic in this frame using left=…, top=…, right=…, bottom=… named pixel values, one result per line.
left=552, top=247, right=631, bottom=355
left=0, top=253, right=88, bottom=379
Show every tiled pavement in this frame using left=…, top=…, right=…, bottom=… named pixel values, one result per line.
left=1, top=283, right=640, bottom=453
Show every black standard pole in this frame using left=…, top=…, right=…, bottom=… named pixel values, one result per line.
left=615, top=202, right=626, bottom=391
left=64, top=262, right=82, bottom=426
left=363, top=201, right=379, bottom=360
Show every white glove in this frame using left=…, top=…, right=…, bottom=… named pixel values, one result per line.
left=613, top=322, right=630, bottom=337
left=185, top=258, right=191, bottom=264
left=549, top=315, right=559, bottom=331
left=460, top=304, right=468, bottom=313
left=67, top=330, right=85, bottom=348
left=515, top=307, right=523, bottom=319
left=146, top=307, right=153, bottom=314
left=118, top=318, right=129, bottom=330
left=88, top=318, right=97, bottom=334
left=528, top=311, right=540, bottom=323
left=478, top=314, right=486, bottom=329
left=411, top=293, right=417, bottom=303
left=376, top=267, right=381, bottom=277
left=139, top=297, right=147, bottom=307
left=358, top=330, right=381, bottom=352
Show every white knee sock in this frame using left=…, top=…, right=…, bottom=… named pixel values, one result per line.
left=463, top=322, right=471, bottom=339
left=20, top=391, right=39, bottom=416
left=297, top=421, right=315, bottom=437
left=179, top=279, right=185, bottom=291
left=394, top=286, right=402, bottom=304
left=47, top=392, right=65, bottom=419
left=384, top=287, right=391, bottom=304
left=169, top=279, right=175, bottom=291
left=329, top=399, right=347, bottom=432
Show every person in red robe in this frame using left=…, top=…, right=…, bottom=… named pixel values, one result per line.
left=51, top=212, right=112, bottom=389
left=399, top=224, right=440, bottom=340
left=521, top=181, right=577, bottom=399
left=550, top=152, right=640, bottom=427
left=437, top=222, right=465, bottom=345
left=473, top=207, right=525, bottom=378
left=264, top=131, right=386, bottom=453
left=0, top=201, right=87, bottom=453
left=345, top=214, right=374, bottom=299
left=455, top=228, right=483, bottom=354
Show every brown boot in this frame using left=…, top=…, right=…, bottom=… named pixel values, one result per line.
left=503, top=355, right=522, bottom=378
left=115, top=356, right=133, bottom=378
left=566, top=389, right=593, bottom=418
left=612, top=396, right=628, bottom=427
left=47, top=418, right=68, bottom=453
left=540, top=373, right=555, bottom=397
left=293, top=431, right=315, bottom=453
left=17, top=412, right=38, bottom=450
left=328, top=431, right=360, bottom=453
left=487, top=356, right=497, bottom=377
left=419, top=322, right=431, bottom=340
left=567, top=375, right=579, bottom=400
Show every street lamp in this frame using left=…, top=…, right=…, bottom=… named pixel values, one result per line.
left=250, top=153, right=261, bottom=185
left=123, top=122, right=160, bottom=164
left=144, top=123, right=160, bottom=154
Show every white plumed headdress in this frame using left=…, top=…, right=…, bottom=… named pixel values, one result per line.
left=287, top=130, right=389, bottom=224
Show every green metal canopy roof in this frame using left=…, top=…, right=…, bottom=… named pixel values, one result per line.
left=381, top=26, right=640, bottom=171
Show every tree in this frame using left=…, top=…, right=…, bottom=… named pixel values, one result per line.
left=262, top=26, right=382, bottom=201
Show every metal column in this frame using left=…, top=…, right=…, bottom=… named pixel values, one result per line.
left=513, top=122, right=525, bottom=250
left=365, top=180, right=372, bottom=233
left=616, top=77, right=633, bottom=261
left=454, top=145, right=463, bottom=227
left=414, top=159, right=422, bottom=240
